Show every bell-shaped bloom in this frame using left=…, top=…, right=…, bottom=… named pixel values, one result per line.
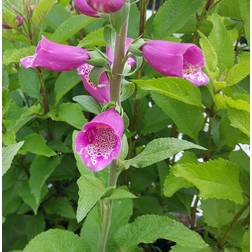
left=75, top=109, right=124, bottom=172
left=86, top=0, right=126, bottom=13
left=141, top=40, right=209, bottom=86
left=106, top=38, right=136, bottom=68
left=74, top=0, right=98, bottom=17
left=77, top=64, right=110, bottom=103
left=20, top=36, right=89, bottom=71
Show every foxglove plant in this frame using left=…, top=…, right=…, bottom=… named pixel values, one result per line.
left=141, top=40, right=209, bottom=86
left=75, top=109, right=124, bottom=171
left=20, top=36, right=89, bottom=71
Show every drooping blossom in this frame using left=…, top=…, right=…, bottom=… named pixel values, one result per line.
left=106, top=38, right=136, bottom=68
left=141, top=40, right=209, bottom=86
left=74, top=0, right=98, bottom=17
left=86, top=0, right=126, bottom=13
left=20, top=36, right=89, bottom=71
left=75, top=109, right=124, bottom=172
left=77, top=63, right=110, bottom=104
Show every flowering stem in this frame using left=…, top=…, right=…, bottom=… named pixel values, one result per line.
left=99, top=8, right=130, bottom=252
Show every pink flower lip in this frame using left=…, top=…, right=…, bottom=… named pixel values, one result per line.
left=86, top=0, right=126, bottom=13
left=74, top=0, right=99, bottom=17
left=75, top=109, right=124, bottom=172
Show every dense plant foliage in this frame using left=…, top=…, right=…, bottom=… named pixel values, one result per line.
left=2, top=0, right=250, bottom=251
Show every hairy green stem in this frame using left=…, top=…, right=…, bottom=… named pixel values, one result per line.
left=99, top=10, right=129, bottom=252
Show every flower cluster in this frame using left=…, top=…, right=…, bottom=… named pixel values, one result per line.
left=20, top=0, right=209, bottom=172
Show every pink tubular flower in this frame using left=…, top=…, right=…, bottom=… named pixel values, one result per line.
left=74, top=0, right=98, bottom=17
left=141, top=40, right=209, bottom=86
left=75, top=109, right=124, bottom=172
left=86, top=0, right=126, bottom=13
left=106, top=38, right=136, bottom=68
left=77, top=64, right=110, bottom=104
left=20, top=36, right=89, bottom=71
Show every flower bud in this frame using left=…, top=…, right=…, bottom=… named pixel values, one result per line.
left=142, top=40, right=209, bottom=86
left=75, top=109, right=124, bottom=172
left=86, top=0, right=126, bottom=13
left=16, top=15, right=24, bottom=26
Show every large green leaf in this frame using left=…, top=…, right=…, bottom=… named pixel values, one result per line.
left=54, top=71, right=81, bottom=104
left=152, top=0, right=204, bottom=38
left=77, top=175, right=106, bottom=222
left=18, top=68, right=40, bottom=99
left=23, top=229, right=87, bottom=252
left=239, top=0, right=250, bottom=43
left=32, top=0, right=56, bottom=25
left=208, top=14, right=234, bottom=71
left=3, top=47, right=35, bottom=65
left=50, top=103, right=87, bottom=129
left=29, top=156, right=60, bottom=204
left=134, top=77, right=202, bottom=107
left=21, top=133, right=56, bottom=157
left=173, top=159, right=243, bottom=204
left=152, top=93, right=204, bottom=140
left=3, top=141, right=24, bottom=175
left=124, top=138, right=205, bottom=168
left=114, top=215, right=208, bottom=251
left=51, top=15, right=95, bottom=42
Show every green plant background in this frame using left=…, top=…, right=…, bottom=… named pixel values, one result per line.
left=2, top=0, right=250, bottom=251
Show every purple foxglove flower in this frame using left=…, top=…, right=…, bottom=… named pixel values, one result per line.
left=106, top=38, right=136, bottom=68
left=16, top=15, right=24, bottom=26
left=20, top=36, right=89, bottom=71
left=77, top=64, right=110, bottom=104
left=74, top=0, right=98, bottom=17
left=86, top=0, right=126, bottom=13
left=75, top=109, right=124, bottom=172
left=142, top=40, right=209, bottom=86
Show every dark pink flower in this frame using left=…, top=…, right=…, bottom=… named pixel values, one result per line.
left=20, top=36, right=89, bottom=71
left=106, top=38, right=136, bottom=68
left=142, top=40, right=209, bottom=86
left=74, top=0, right=98, bottom=17
left=75, top=109, right=124, bottom=172
left=77, top=64, right=110, bottom=104
left=16, top=15, right=24, bottom=26
left=86, top=0, right=126, bottom=13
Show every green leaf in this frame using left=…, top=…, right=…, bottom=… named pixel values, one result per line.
left=54, top=71, right=81, bottom=104
left=173, top=159, right=243, bottom=204
left=29, top=156, right=60, bottom=204
left=201, top=199, right=238, bottom=228
left=50, top=103, right=87, bottom=129
left=78, top=27, right=106, bottom=48
left=239, top=0, right=250, bottom=43
left=21, top=133, right=56, bottom=157
left=51, top=15, right=95, bottom=42
left=32, top=0, right=56, bottom=25
left=77, top=175, right=106, bottom=222
left=114, top=215, right=208, bottom=251
left=124, top=138, right=205, bottom=168
left=44, top=197, right=75, bottom=219
left=208, top=14, right=234, bottom=71
left=152, top=93, right=204, bottom=140
left=226, top=61, right=250, bottom=86
left=170, top=245, right=212, bottom=252
left=73, top=95, right=101, bottom=115
left=198, top=31, right=218, bottom=77
left=120, top=82, right=135, bottom=102
left=152, top=0, right=204, bottom=38
left=3, top=46, right=35, bottom=65
left=3, top=141, right=24, bottom=175
left=18, top=67, right=40, bottom=99
left=23, top=229, right=87, bottom=252
left=104, top=188, right=136, bottom=200
left=242, top=230, right=250, bottom=252
left=134, top=77, right=202, bottom=107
